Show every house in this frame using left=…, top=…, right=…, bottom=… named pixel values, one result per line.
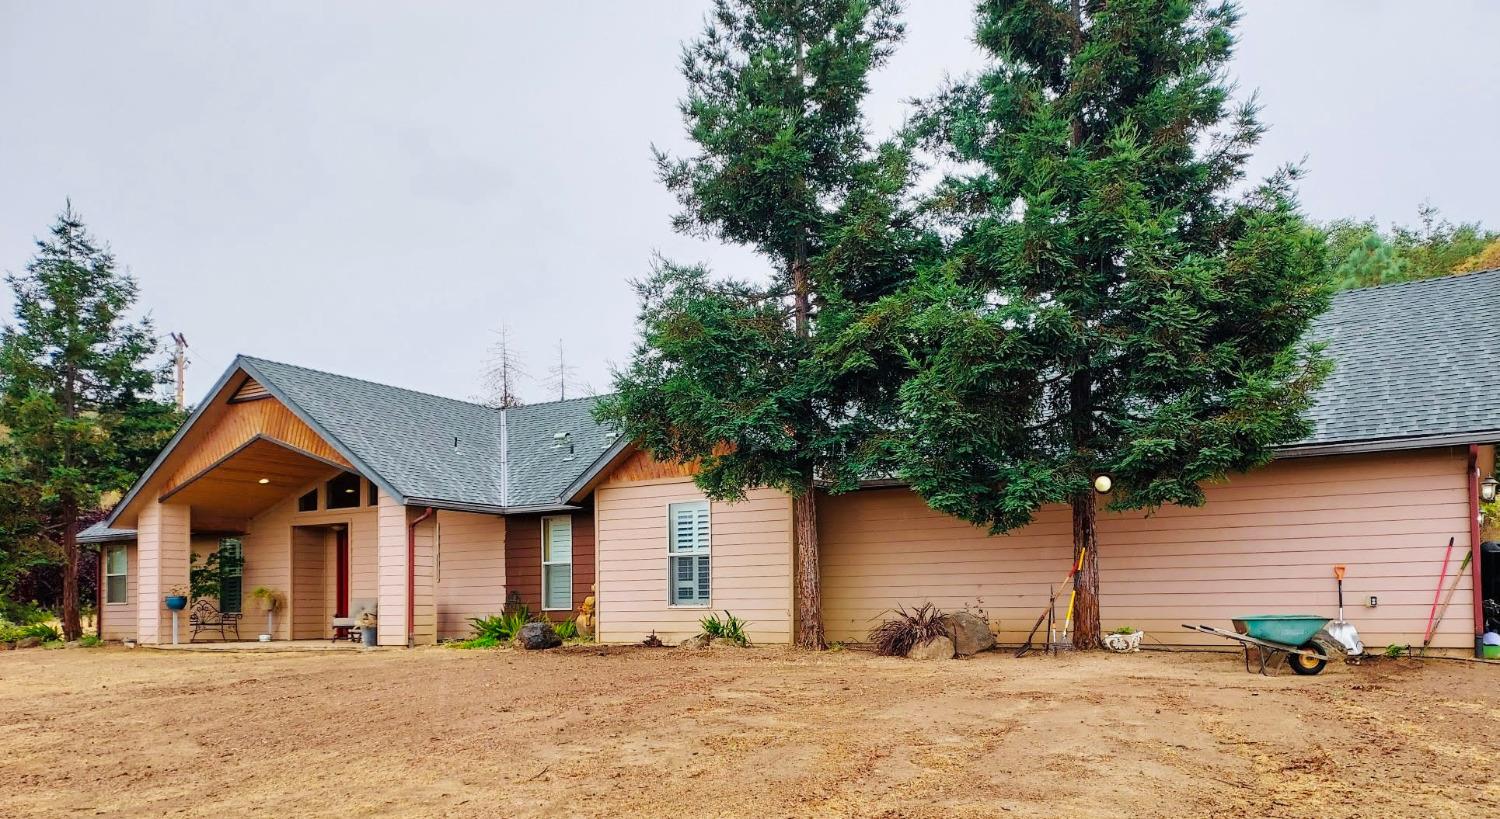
left=85, top=270, right=1500, bottom=654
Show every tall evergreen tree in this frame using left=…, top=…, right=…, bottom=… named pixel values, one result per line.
left=597, top=0, right=929, bottom=648
left=857, top=0, right=1331, bottom=647
left=0, top=204, right=173, bottom=639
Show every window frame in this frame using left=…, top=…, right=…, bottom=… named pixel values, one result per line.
left=540, top=514, right=574, bottom=611
left=666, top=500, right=711, bottom=608
left=104, top=545, right=128, bottom=605
left=297, top=488, right=319, bottom=512
left=326, top=472, right=361, bottom=510
left=217, top=538, right=244, bottom=614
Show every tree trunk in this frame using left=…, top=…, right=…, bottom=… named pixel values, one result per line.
left=793, top=485, right=826, bottom=649
left=60, top=502, right=81, bottom=641
left=1070, top=490, right=1101, bottom=650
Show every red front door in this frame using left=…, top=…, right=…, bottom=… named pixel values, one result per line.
left=335, top=528, right=350, bottom=618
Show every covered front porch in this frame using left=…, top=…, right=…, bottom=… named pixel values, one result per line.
left=110, top=376, right=442, bottom=647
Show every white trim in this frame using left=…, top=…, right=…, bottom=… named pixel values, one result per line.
left=104, top=545, right=128, bottom=605
left=541, top=514, right=573, bottom=611
left=666, top=500, right=711, bottom=608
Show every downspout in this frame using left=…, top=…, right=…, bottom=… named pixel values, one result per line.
left=407, top=506, right=436, bottom=648
left=1469, top=445, right=1485, bottom=658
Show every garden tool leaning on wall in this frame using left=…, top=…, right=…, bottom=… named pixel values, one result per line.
left=1324, top=565, right=1363, bottom=656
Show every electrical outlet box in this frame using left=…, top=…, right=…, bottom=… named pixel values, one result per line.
left=1368, top=595, right=1378, bottom=608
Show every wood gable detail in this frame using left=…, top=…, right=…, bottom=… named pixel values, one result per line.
left=162, top=398, right=351, bottom=495
left=600, top=447, right=701, bottom=486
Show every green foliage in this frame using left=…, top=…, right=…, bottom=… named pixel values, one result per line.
left=79, top=633, right=103, bottom=648
left=1383, top=643, right=1407, bottom=659
left=0, top=599, right=52, bottom=625
left=189, top=548, right=243, bottom=603
left=596, top=0, right=930, bottom=503
left=1110, top=626, right=1138, bottom=635
left=469, top=606, right=537, bottom=643
left=5, top=622, right=63, bottom=642
left=450, top=635, right=501, bottom=650
left=551, top=617, right=579, bottom=641
left=0, top=203, right=183, bottom=639
left=1326, top=205, right=1497, bottom=290
left=867, top=603, right=947, bottom=657
left=698, top=611, right=749, bottom=646
left=853, top=0, right=1332, bottom=526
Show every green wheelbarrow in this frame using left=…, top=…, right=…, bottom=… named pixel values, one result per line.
left=1182, top=615, right=1333, bottom=676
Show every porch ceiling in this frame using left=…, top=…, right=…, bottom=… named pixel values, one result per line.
left=161, top=436, right=348, bottom=520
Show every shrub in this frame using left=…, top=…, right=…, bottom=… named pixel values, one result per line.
left=1110, top=625, right=1138, bottom=635
left=699, top=611, right=750, bottom=646
left=468, top=607, right=537, bottom=644
left=79, top=634, right=104, bottom=648
left=0, top=600, right=52, bottom=625
left=551, top=617, right=579, bottom=641
left=868, top=603, right=949, bottom=657
left=21, top=623, right=62, bottom=643
left=1384, top=643, right=1407, bottom=658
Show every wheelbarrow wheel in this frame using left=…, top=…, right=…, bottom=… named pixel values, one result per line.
left=1289, top=642, right=1328, bottom=676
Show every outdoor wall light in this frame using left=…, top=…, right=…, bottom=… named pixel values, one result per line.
left=257, top=478, right=270, bottom=485
left=1093, top=474, right=1113, bottom=494
left=1481, top=475, right=1498, bottom=503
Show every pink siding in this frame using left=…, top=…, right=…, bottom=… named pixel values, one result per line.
left=240, top=479, right=380, bottom=641
left=595, top=478, right=794, bottom=645
left=291, top=528, right=329, bottom=639
left=101, top=544, right=138, bottom=642
left=135, top=502, right=190, bottom=644
left=819, top=448, right=1474, bottom=649
left=434, top=511, right=506, bottom=640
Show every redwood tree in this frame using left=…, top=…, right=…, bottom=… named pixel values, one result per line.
left=597, top=0, right=929, bottom=648
left=0, top=204, right=172, bottom=639
left=860, top=0, right=1331, bottom=647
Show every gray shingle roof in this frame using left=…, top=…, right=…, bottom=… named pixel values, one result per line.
left=239, top=357, right=617, bottom=510
left=1295, top=268, right=1500, bottom=449
left=78, top=523, right=136, bottom=544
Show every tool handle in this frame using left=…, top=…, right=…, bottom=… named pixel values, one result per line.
left=1333, top=564, right=1346, bottom=581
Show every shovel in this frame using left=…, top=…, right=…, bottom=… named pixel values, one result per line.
left=1327, top=565, right=1363, bottom=656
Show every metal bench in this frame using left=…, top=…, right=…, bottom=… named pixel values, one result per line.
left=188, top=599, right=242, bottom=642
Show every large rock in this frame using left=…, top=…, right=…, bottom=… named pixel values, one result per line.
left=518, top=621, right=562, bottom=650
left=942, top=611, right=997, bottom=656
left=678, top=634, right=711, bottom=649
left=906, top=635, right=955, bottom=660
left=14, top=636, right=42, bottom=649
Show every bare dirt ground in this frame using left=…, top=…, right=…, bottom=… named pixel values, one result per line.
left=2, top=644, right=1497, bottom=818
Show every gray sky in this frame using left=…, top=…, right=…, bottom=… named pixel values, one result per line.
left=3, top=1, right=1497, bottom=406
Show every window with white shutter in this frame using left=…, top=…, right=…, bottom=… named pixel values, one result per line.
left=667, top=501, right=710, bottom=607
left=542, top=515, right=573, bottom=610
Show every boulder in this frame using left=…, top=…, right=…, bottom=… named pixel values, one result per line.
left=15, top=636, right=42, bottom=649
left=941, top=612, right=997, bottom=656
left=678, top=634, right=711, bottom=649
left=518, top=622, right=562, bottom=650
left=906, top=635, right=955, bottom=660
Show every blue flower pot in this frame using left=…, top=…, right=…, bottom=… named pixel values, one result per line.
left=165, top=595, right=188, bottom=611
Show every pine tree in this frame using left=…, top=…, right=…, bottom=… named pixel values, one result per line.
left=865, top=0, right=1332, bottom=648
left=597, top=0, right=927, bottom=648
left=479, top=325, right=528, bottom=409
left=0, top=203, right=173, bottom=639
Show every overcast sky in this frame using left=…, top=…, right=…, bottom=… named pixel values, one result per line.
left=3, top=1, right=1497, bottom=406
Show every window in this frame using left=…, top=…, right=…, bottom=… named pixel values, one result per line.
left=668, top=501, right=710, bottom=607
left=297, top=489, right=318, bottom=512
left=542, top=515, right=573, bottom=610
left=327, top=472, right=360, bottom=509
left=367, top=479, right=379, bottom=507
left=217, top=539, right=243, bottom=613
left=104, top=546, right=127, bottom=604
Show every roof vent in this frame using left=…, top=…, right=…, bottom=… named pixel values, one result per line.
left=554, top=431, right=575, bottom=461
left=229, top=376, right=271, bottom=403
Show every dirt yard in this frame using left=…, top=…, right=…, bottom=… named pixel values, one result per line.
left=2, top=644, right=1497, bottom=818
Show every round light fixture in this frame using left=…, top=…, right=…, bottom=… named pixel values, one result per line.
left=1092, top=474, right=1113, bottom=494
left=1481, top=475, right=1498, bottom=503
left=257, top=478, right=270, bottom=485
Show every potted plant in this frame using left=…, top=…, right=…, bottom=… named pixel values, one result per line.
left=164, top=586, right=189, bottom=611
left=250, top=587, right=284, bottom=640
left=1103, top=625, right=1144, bottom=653
left=357, top=610, right=378, bottom=647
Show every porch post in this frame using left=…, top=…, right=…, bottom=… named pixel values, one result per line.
left=375, top=493, right=437, bottom=646
left=136, top=501, right=191, bottom=645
